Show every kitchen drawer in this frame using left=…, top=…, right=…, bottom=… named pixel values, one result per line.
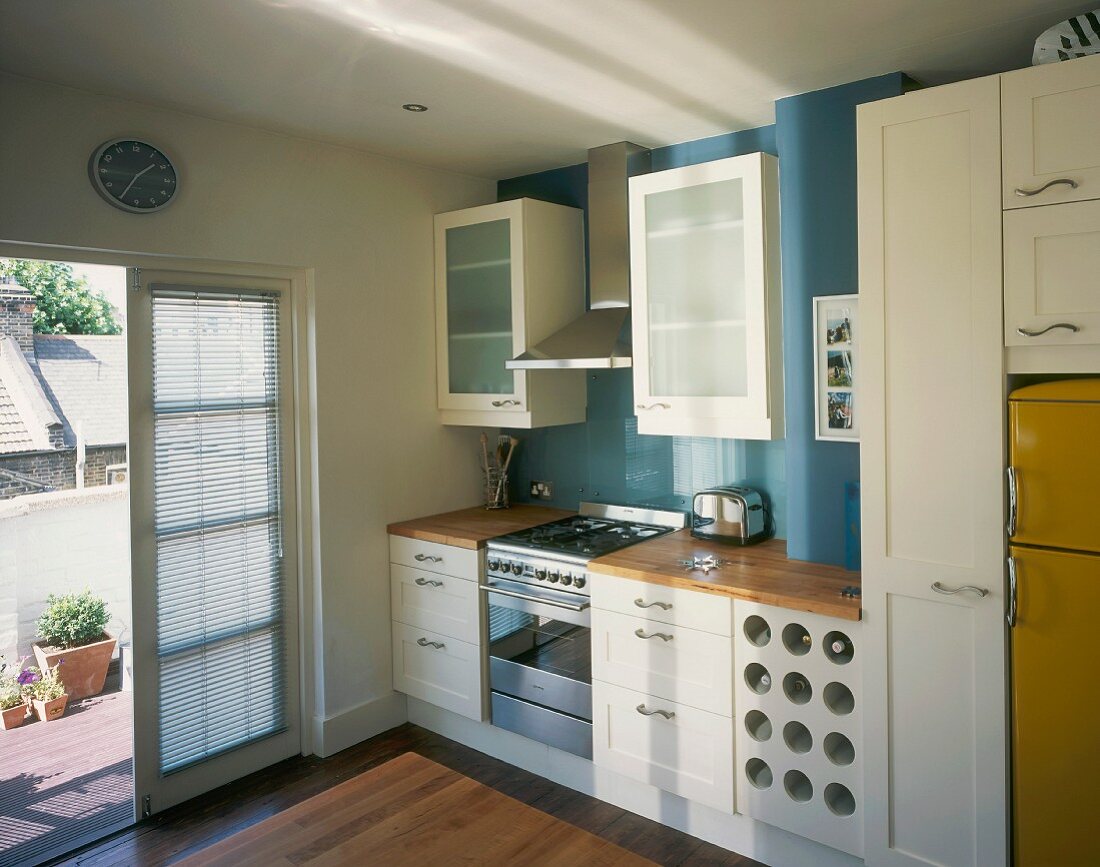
left=592, top=680, right=734, bottom=813
left=392, top=622, right=483, bottom=721
left=389, top=534, right=479, bottom=581
left=592, top=609, right=732, bottom=716
left=390, top=565, right=480, bottom=644
left=590, top=573, right=732, bottom=636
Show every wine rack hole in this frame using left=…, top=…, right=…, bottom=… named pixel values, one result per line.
left=824, top=782, right=856, bottom=817
left=823, top=731, right=856, bottom=766
left=782, top=671, right=812, bottom=705
left=783, top=720, right=813, bottom=754
left=782, top=623, right=812, bottom=656
left=784, top=769, right=813, bottom=803
left=744, top=615, right=772, bottom=647
left=823, top=630, right=854, bottom=665
left=746, top=757, right=773, bottom=789
left=745, top=662, right=772, bottom=695
left=823, top=681, right=855, bottom=715
left=745, top=709, right=772, bottom=742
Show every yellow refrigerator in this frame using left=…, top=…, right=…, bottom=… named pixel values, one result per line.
left=1009, top=379, right=1100, bottom=867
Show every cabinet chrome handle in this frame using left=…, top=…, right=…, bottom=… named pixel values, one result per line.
left=414, top=577, right=444, bottom=587
left=1007, top=557, right=1018, bottom=628
left=491, top=399, right=521, bottom=407
left=416, top=637, right=446, bottom=649
left=1016, top=322, right=1080, bottom=338
left=414, top=554, right=443, bottom=563
left=931, top=581, right=989, bottom=598
left=634, top=628, right=673, bottom=642
left=1007, top=466, right=1018, bottom=537
left=634, top=598, right=672, bottom=611
left=636, top=704, right=675, bottom=720
left=636, top=402, right=671, bottom=410
left=1014, top=178, right=1078, bottom=197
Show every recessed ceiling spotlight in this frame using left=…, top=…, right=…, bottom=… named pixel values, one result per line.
left=402, top=103, right=428, bottom=112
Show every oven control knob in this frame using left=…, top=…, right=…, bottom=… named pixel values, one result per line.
left=560, top=574, right=573, bottom=586
left=510, top=562, right=523, bottom=575
left=535, top=568, right=547, bottom=580
left=573, top=576, right=587, bottom=589
left=548, top=571, right=561, bottom=583
left=487, top=559, right=500, bottom=572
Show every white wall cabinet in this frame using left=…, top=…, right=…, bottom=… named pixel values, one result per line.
left=435, top=198, right=587, bottom=428
left=857, top=76, right=1007, bottom=867
left=1002, top=53, right=1100, bottom=209
left=389, top=534, right=486, bottom=721
left=628, top=153, right=783, bottom=440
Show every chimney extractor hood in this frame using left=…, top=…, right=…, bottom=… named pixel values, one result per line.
left=507, top=142, right=650, bottom=370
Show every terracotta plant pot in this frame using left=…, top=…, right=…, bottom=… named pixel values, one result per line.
left=32, top=694, right=68, bottom=723
left=33, top=632, right=117, bottom=700
left=1, top=703, right=28, bottom=730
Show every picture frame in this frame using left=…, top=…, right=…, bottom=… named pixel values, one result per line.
left=813, top=294, right=859, bottom=442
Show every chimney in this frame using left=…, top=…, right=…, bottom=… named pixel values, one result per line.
left=0, top=277, right=36, bottom=357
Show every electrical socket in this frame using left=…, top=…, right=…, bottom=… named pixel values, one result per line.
left=529, top=480, right=554, bottom=500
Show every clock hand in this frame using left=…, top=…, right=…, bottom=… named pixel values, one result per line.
left=119, top=163, right=157, bottom=198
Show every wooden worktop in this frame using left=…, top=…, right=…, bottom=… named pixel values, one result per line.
left=589, top=531, right=861, bottom=621
left=386, top=504, right=571, bottom=550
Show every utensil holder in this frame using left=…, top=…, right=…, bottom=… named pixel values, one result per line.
left=485, top=468, right=509, bottom=510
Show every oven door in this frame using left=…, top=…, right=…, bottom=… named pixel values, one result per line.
left=481, top=579, right=592, bottom=758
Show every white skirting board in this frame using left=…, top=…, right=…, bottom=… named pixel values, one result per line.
left=407, top=697, right=862, bottom=867
left=312, top=691, right=408, bottom=758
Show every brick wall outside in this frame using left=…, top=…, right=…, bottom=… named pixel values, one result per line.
left=0, top=444, right=128, bottom=499
left=0, top=286, right=36, bottom=356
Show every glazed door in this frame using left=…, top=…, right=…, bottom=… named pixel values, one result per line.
left=128, top=270, right=301, bottom=815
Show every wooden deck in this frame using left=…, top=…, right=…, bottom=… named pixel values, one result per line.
left=0, top=677, right=133, bottom=867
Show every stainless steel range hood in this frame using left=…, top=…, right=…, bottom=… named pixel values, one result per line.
left=507, top=142, right=650, bottom=370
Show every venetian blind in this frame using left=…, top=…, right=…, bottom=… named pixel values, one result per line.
left=151, top=287, right=286, bottom=775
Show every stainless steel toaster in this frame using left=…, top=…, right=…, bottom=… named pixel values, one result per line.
left=691, top=486, right=770, bottom=545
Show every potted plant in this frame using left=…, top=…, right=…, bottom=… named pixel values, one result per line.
left=33, top=590, right=116, bottom=700
left=22, top=664, right=68, bottom=723
left=0, top=656, right=28, bottom=731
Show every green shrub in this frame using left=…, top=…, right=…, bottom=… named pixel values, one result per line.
left=22, top=665, right=65, bottom=702
left=36, top=590, right=110, bottom=649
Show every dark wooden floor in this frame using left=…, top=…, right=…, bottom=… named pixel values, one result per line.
left=50, top=723, right=763, bottom=866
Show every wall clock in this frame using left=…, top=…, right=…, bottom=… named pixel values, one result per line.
left=89, top=138, right=178, bottom=213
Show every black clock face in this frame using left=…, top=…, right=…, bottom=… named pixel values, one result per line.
left=90, top=139, right=177, bottom=213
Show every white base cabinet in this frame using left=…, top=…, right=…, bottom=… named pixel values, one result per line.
left=592, top=680, right=734, bottom=814
left=389, top=534, right=486, bottom=721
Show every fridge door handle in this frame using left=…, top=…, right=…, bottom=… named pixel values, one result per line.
left=1007, top=556, right=1018, bottom=627
left=1006, top=466, right=1018, bottom=537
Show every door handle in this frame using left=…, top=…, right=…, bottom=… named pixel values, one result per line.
left=1016, top=323, right=1080, bottom=338
left=634, top=628, right=673, bottom=642
left=491, top=399, right=521, bottom=407
left=416, top=637, right=446, bottom=650
left=636, top=704, right=675, bottom=720
left=931, top=582, right=989, bottom=598
left=1014, top=178, right=1078, bottom=197
left=1007, top=466, right=1018, bottom=537
left=414, top=554, right=443, bottom=563
left=414, top=577, right=444, bottom=587
left=634, top=598, right=672, bottom=611
left=636, top=402, right=671, bottom=411
left=1007, top=557, right=1018, bottom=628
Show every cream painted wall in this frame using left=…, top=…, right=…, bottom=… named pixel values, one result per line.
left=0, top=73, right=497, bottom=730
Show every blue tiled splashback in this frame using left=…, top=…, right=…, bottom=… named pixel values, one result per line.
left=498, top=73, right=906, bottom=565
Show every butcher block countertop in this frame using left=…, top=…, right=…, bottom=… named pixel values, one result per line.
left=386, top=504, right=572, bottom=550
left=589, top=531, right=861, bottom=621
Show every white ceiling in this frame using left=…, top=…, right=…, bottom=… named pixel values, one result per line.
left=0, top=0, right=1092, bottom=178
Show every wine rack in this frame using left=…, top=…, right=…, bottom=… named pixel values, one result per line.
left=734, top=600, right=862, bottom=857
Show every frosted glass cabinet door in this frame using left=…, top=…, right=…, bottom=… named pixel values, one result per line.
left=435, top=201, right=526, bottom=415
left=629, top=153, right=782, bottom=440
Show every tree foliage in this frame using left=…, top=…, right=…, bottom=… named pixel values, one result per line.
left=0, top=258, right=122, bottom=335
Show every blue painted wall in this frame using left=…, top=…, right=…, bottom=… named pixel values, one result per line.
left=499, top=73, right=906, bottom=565
left=776, top=73, right=905, bottom=565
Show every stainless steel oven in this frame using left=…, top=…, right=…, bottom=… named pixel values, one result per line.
left=481, top=576, right=593, bottom=759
